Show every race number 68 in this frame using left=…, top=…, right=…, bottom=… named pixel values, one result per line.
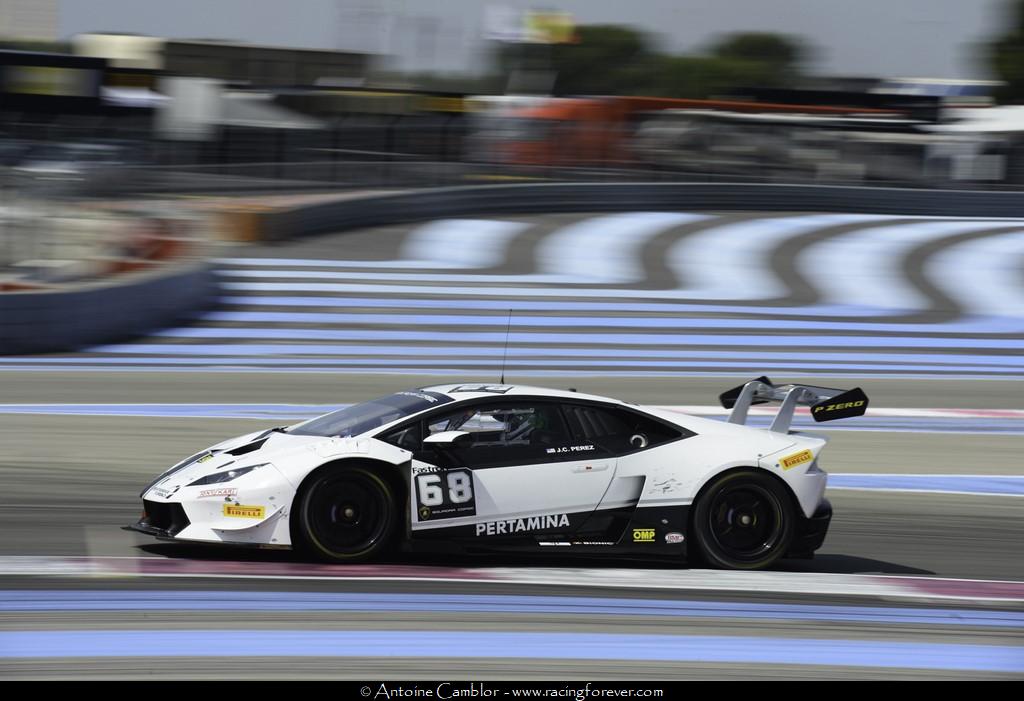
left=416, top=470, right=473, bottom=506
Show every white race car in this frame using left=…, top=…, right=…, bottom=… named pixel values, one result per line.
left=128, top=378, right=867, bottom=570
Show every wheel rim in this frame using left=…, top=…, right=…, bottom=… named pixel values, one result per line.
left=306, top=472, right=390, bottom=556
left=706, top=484, right=784, bottom=562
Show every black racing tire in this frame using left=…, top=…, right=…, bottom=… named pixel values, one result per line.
left=690, top=469, right=795, bottom=570
left=295, top=465, right=398, bottom=563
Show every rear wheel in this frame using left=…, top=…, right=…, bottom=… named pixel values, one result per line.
left=691, top=469, right=794, bottom=570
left=296, top=465, right=397, bottom=563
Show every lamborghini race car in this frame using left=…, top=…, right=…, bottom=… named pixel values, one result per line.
left=128, top=378, right=868, bottom=570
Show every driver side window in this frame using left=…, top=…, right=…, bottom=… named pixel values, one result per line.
left=384, top=424, right=421, bottom=452
left=562, top=404, right=687, bottom=455
left=427, top=403, right=568, bottom=448
left=415, top=402, right=572, bottom=468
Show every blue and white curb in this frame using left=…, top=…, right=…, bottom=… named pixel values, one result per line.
left=5, top=212, right=1024, bottom=377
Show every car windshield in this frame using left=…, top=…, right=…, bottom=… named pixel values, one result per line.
left=287, top=390, right=453, bottom=437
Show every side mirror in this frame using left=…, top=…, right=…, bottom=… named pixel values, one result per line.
left=423, top=430, right=472, bottom=449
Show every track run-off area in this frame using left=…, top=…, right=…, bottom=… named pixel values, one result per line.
left=2, top=210, right=1024, bottom=678
left=1, top=370, right=1022, bottom=679
left=3, top=211, right=1024, bottom=376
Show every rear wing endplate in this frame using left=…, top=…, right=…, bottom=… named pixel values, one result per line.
left=719, top=376, right=869, bottom=434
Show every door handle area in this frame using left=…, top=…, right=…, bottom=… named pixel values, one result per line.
left=572, top=463, right=611, bottom=474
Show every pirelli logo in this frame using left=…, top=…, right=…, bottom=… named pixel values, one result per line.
left=223, top=504, right=265, bottom=519
left=633, top=528, right=656, bottom=543
left=780, top=449, right=814, bottom=470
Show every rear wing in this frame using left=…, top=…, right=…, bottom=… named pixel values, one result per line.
left=719, top=376, right=869, bottom=434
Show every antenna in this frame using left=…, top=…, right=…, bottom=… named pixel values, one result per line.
left=499, top=309, right=513, bottom=384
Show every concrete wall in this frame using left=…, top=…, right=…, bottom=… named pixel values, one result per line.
left=0, top=260, right=216, bottom=355
left=254, top=182, right=1024, bottom=241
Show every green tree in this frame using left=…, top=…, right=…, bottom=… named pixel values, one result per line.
left=643, top=55, right=774, bottom=98
left=494, top=25, right=659, bottom=95
left=708, top=32, right=806, bottom=87
left=988, top=0, right=1024, bottom=102
left=710, top=33, right=802, bottom=66
left=0, top=39, right=72, bottom=53
left=550, top=25, right=656, bottom=94
left=491, top=25, right=807, bottom=98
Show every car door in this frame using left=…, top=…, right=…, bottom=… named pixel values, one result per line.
left=394, top=399, right=618, bottom=541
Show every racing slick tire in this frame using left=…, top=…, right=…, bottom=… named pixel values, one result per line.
left=690, top=469, right=795, bottom=570
left=295, top=464, right=398, bottom=563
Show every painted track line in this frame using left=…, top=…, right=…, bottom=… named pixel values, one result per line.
left=828, top=474, right=1024, bottom=497
left=2, top=404, right=1024, bottom=438
left=0, top=400, right=1015, bottom=421
left=1, top=630, right=1021, bottom=672
left=668, top=213, right=890, bottom=300
left=5, top=590, right=1022, bottom=627
left=1, top=403, right=1020, bottom=418
left=927, top=230, right=1024, bottom=318
left=195, top=309, right=1024, bottom=335
left=799, top=220, right=1023, bottom=310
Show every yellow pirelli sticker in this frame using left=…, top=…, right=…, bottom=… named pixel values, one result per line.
left=223, top=504, right=265, bottom=519
left=780, top=449, right=814, bottom=470
left=632, top=528, right=656, bottom=543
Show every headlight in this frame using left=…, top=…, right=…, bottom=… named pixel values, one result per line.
left=140, top=450, right=220, bottom=496
left=187, top=463, right=268, bottom=486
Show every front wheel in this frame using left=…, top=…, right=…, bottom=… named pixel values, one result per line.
left=296, top=465, right=397, bottom=563
left=691, top=469, right=794, bottom=570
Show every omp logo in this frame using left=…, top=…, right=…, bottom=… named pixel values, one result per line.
left=780, top=449, right=814, bottom=470
left=223, top=504, right=265, bottom=519
left=632, top=528, right=656, bottom=543
left=814, top=400, right=865, bottom=413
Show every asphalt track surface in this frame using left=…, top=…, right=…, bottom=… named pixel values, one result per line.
left=2, top=211, right=1024, bottom=678
left=1, top=371, right=1023, bottom=680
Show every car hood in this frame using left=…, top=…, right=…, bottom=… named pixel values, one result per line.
left=210, top=428, right=377, bottom=466
left=146, top=429, right=379, bottom=498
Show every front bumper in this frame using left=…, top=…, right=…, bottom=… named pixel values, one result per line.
left=126, top=500, right=191, bottom=539
left=128, top=490, right=292, bottom=547
left=786, top=498, right=832, bottom=559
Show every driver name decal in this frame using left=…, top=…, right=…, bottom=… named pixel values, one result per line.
left=475, top=513, right=569, bottom=536
left=546, top=444, right=595, bottom=455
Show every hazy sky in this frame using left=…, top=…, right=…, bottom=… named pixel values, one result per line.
left=59, top=0, right=1009, bottom=79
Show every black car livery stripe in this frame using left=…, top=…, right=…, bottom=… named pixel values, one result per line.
left=411, top=505, right=689, bottom=553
